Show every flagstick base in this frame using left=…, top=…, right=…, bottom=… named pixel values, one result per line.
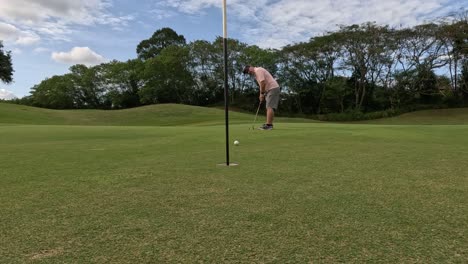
left=217, top=163, right=239, bottom=167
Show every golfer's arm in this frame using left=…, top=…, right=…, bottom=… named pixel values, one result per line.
left=259, top=81, right=266, bottom=94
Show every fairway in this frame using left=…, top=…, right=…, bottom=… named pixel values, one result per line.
left=1, top=104, right=467, bottom=262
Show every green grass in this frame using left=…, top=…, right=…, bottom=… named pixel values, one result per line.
left=0, top=103, right=467, bottom=263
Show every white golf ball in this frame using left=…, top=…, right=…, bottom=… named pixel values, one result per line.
left=234, top=140, right=240, bottom=146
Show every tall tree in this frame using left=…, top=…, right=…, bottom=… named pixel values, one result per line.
left=306, top=34, right=343, bottom=113
left=0, top=41, right=13, bottom=84
left=30, top=74, right=76, bottom=109
left=188, top=40, right=223, bottom=105
left=211, top=37, right=248, bottom=103
left=137, top=28, right=186, bottom=60
left=338, top=23, right=391, bottom=110
left=139, top=45, right=194, bottom=104
left=101, top=59, right=144, bottom=108
left=396, top=24, right=447, bottom=74
left=438, top=11, right=468, bottom=93
left=279, top=42, right=323, bottom=114
left=460, top=60, right=468, bottom=95
left=69, top=64, right=106, bottom=108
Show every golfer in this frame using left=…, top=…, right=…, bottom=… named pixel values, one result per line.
left=243, top=65, right=280, bottom=130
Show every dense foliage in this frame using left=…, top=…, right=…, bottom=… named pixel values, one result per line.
left=8, top=13, right=468, bottom=119
left=0, top=41, right=13, bottom=84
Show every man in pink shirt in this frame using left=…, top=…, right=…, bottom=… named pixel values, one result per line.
left=243, top=65, right=280, bottom=130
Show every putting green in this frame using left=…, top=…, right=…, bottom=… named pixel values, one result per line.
left=1, top=103, right=467, bottom=262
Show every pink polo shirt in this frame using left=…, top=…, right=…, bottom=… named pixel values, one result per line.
left=254, top=67, right=279, bottom=92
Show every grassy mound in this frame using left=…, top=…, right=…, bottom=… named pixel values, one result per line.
left=0, top=103, right=253, bottom=126
left=3, top=102, right=468, bottom=127
left=0, top=102, right=314, bottom=126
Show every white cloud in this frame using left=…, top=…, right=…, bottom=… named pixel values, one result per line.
left=34, top=47, right=51, bottom=53
left=0, top=0, right=133, bottom=43
left=11, top=48, right=22, bottom=55
left=0, top=22, right=40, bottom=46
left=15, top=32, right=41, bottom=46
left=0, top=22, right=18, bottom=41
left=150, top=9, right=177, bottom=20
left=52, top=47, right=107, bottom=66
left=160, top=0, right=223, bottom=14
left=0, top=89, right=17, bottom=100
left=0, top=0, right=114, bottom=25
left=158, top=0, right=461, bottom=48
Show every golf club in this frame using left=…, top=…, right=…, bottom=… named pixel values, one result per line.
left=250, top=101, right=262, bottom=130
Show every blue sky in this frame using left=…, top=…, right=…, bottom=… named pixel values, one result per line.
left=0, top=0, right=465, bottom=99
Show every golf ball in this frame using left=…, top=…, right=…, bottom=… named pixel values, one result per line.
left=234, top=140, right=239, bottom=146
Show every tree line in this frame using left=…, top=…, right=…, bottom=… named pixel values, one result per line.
left=0, top=41, right=13, bottom=85
left=4, top=11, right=468, bottom=119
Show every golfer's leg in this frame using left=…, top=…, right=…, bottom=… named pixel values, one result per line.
left=267, top=107, right=274, bottom=124
left=265, top=88, right=279, bottom=125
